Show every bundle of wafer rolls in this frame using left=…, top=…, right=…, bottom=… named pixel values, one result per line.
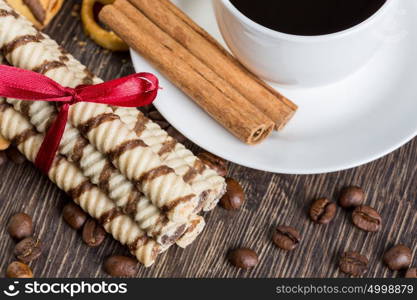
left=0, top=0, right=226, bottom=267
left=99, top=0, right=298, bottom=145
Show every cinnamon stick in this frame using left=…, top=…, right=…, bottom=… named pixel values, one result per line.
left=100, top=4, right=274, bottom=145
left=113, top=0, right=275, bottom=139
left=128, top=0, right=297, bottom=129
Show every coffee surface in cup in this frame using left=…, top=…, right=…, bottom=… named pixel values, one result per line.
left=230, top=0, right=387, bottom=36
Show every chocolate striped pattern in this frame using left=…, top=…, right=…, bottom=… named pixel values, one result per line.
left=1, top=32, right=44, bottom=56
left=0, top=8, right=18, bottom=18
left=33, top=60, right=65, bottom=74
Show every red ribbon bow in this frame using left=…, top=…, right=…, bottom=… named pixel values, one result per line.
left=0, top=65, right=159, bottom=173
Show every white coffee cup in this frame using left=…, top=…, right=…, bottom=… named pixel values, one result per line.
left=213, top=0, right=398, bottom=87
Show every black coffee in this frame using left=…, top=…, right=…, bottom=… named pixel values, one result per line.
left=230, top=0, right=387, bottom=36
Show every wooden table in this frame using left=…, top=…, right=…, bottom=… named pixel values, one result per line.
left=1, top=1, right=416, bottom=278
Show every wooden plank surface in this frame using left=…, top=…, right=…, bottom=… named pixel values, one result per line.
left=0, top=0, right=416, bottom=278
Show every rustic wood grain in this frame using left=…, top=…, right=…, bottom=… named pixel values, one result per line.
left=0, top=0, right=416, bottom=278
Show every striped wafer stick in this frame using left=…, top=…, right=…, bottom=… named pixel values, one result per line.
left=0, top=0, right=202, bottom=223
left=0, top=100, right=160, bottom=267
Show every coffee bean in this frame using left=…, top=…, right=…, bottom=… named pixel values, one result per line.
left=7, top=213, right=33, bottom=240
left=6, top=261, right=33, bottom=278
left=166, top=127, right=186, bottom=144
left=352, top=205, right=382, bottom=232
left=82, top=219, right=106, bottom=247
left=228, top=248, right=258, bottom=269
left=14, top=237, right=42, bottom=263
left=220, top=178, right=245, bottom=210
left=104, top=255, right=138, bottom=277
left=309, top=198, right=337, bottom=224
left=63, top=202, right=87, bottom=230
left=383, top=245, right=412, bottom=271
left=0, top=151, right=8, bottom=166
left=6, top=147, right=26, bottom=164
left=272, top=226, right=301, bottom=251
left=405, top=268, right=417, bottom=278
left=339, top=251, right=368, bottom=276
left=197, top=152, right=228, bottom=176
left=339, top=186, right=364, bottom=208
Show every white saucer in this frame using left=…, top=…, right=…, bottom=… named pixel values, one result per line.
left=131, top=0, right=417, bottom=174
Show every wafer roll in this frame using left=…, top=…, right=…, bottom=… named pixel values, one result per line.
left=0, top=0, right=200, bottom=223
left=0, top=101, right=159, bottom=267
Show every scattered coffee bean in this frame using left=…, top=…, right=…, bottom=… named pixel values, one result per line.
left=405, top=268, right=417, bottom=278
left=63, top=202, right=87, bottom=230
left=0, top=151, right=8, bottom=166
left=352, top=205, right=382, bottom=232
left=339, top=186, right=364, bottom=208
left=7, top=213, right=33, bottom=240
left=228, top=248, right=259, bottom=269
left=104, top=255, right=138, bottom=277
left=166, top=126, right=186, bottom=144
left=197, top=152, right=228, bottom=176
left=272, top=226, right=301, bottom=251
left=82, top=219, right=106, bottom=247
left=6, top=261, right=33, bottom=278
left=5, top=147, right=26, bottom=164
left=14, top=237, right=42, bottom=264
left=220, top=178, right=245, bottom=210
left=309, top=198, right=337, bottom=224
left=383, top=244, right=412, bottom=271
left=339, top=251, right=368, bottom=276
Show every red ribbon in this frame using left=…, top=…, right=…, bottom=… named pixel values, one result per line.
left=0, top=65, right=159, bottom=174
